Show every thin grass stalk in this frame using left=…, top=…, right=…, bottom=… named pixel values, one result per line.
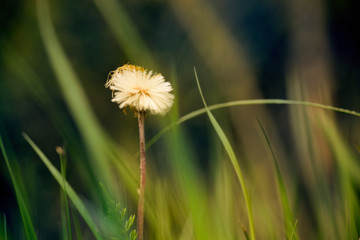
left=58, top=148, right=72, bottom=240
left=194, top=69, right=256, bottom=240
left=71, top=210, right=82, bottom=240
left=289, top=220, right=299, bottom=240
left=257, top=120, right=297, bottom=240
left=146, top=99, right=360, bottom=150
left=23, top=133, right=103, bottom=240
left=0, top=134, right=37, bottom=240
left=4, top=214, right=7, bottom=240
left=137, top=111, right=147, bottom=240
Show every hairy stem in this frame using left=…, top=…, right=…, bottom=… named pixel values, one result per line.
left=137, top=111, right=146, bottom=240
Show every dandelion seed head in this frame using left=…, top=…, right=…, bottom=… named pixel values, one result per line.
left=105, top=64, right=174, bottom=115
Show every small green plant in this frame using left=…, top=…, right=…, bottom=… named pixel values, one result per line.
left=100, top=184, right=137, bottom=240
left=105, top=64, right=174, bottom=240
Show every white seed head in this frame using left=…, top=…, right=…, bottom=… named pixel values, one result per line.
left=105, top=64, right=174, bottom=115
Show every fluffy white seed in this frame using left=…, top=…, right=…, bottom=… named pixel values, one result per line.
left=105, top=64, right=174, bottom=115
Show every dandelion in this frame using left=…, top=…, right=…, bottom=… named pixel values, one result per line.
left=105, top=64, right=174, bottom=115
left=106, top=64, right=174, bottom=240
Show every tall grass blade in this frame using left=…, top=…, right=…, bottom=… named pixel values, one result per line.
left=60, top=195, right=68, bottom=240
left=147, top=99, right=360, bottom=150
left=163, top=121, right=212, bottom=239
left=5, top=44, right=141, bottom=220
left=23, top=133, right=103, bottom=240
left=289, top=219, right=298, bottom=240
left=319, top=116, right=360, bottom=238
left=59, top=149, right=72, bottom=240
left=257, top=119, right=297, bottom=240
left=92, top=0, right=154, bottom=67
left=0, top=134, right=37, bottom=240
left=4, top=214, right=7, bottom=240
left=4, top=46, right=108, bottom=204
left=71, top=210, right=82, bottom=240
left=36, top=0, right=112, bottom=187
left=194, top=68, right=256, bottom=240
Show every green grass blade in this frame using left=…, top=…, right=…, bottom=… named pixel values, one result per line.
left=147, top=99, right=360, bottom=150
left=167, top=128, right=212, bottom=240
left=36, top=0, right=112, bottom=187
left=257, top=120, right=297, bottom=240
left=194, top=68, right=256, bottom=240
left=60, top=192, right=68, bottom=240
left=92, top=0, right=154, bottom=67
left=4, top=214, right=7, bottom=240
left=58, top=149, right=72, bottom=240
left=0, top=134, right=37, bottom=240
left=318, top=116, right=360, bottom=238
left=289, top=219, right=298, bottom=240
left=23, top=133, right=103, bottom=240
left=71, top=210, right=83, bottom=240
left=5, top=45, right=139, bottom=212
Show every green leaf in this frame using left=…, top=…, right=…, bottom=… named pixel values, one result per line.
left=147, top=99, right=360, bottom=150
left=23, top=133, right=104, bottom=240
left=129, top=229, right=137, bottom=240
left=0, top=134, right=37, bottom=240
left=125, top=215, right=135, bottom=232
left=194, top=68, right=256, bottom=240
left=92, top=0, right=154, bottom=67
left=257, top=120, right=297, bottom=240
left=4, top=214, right=8, bottom=240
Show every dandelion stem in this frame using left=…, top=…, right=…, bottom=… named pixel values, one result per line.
left=137, top=111, right=146, bottom=240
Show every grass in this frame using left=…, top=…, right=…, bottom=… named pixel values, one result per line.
left=0, top=133, right=37, bottom=240
left=195, top=68, right=255, bottom=240
left=1, top=0, right=360, bottom=239
left=2, top=73, right=360, bottom=239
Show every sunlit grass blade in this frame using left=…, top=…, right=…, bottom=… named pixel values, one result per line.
left=3, top=46, right=109, bottom=206
left=35, top=0, right=144, bottom=214
left=147, top=99, right=360, bottom=150
left=194, top=68, right=256, bottom=240
left=165, top=124, right=212, bottom=239
left=319, top=116, right=360, bottom=186
left=4, top=45, right=81, bottom=153
left=23, top=133, right=104, bottom=240
left=153, top=180, right=172, bottom=240
left=160, top=101, right=214, bottom=239
left=36, top=0, right=113, bottom=188
left=318, top=116, right=360, bottom=238
left=0, top=134, right=37, bottom=240
left=257, top=119, right=297, bottom=240
left=289, top=219, right=298, bottom=240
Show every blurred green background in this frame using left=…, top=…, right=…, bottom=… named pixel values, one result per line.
left=1, top=0, right=360, bottom=239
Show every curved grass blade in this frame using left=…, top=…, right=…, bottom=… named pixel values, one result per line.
left=257, top=119, right=297, bottom=240
left=23, top=133, right=104, bottom=240
left=0, top=134, right=37, bottom=240
left=147, top=99, right=360, bottom=150
left=36, top=0, right=112, bottom=187
left=194, top=68, right=256, bottom=240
